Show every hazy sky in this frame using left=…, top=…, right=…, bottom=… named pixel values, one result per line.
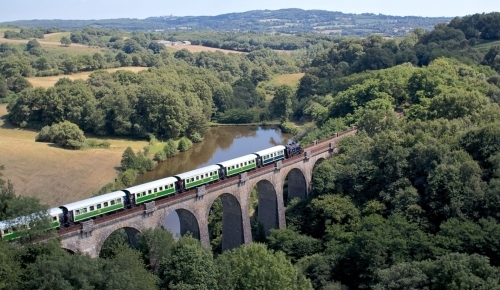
left=0, top=0, right=498, bottom=22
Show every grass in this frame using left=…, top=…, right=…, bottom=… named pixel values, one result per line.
left=27, top=67, right=148, bottom=88
left=474, top=40, right=500, bottom=52
left=43, top=32, right=71, bottom=42
left=169, top=44, right=246, bottom=54
left=0, top=104, right=151, bottom=207
left=272, top=73, right=305, bottom=87
left=0, top=27, right=19, bottom=37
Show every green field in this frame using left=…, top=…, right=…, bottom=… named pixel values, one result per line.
left=0, top=27, right=20, bottom=37
left=474, top=40, right=500, bottom=52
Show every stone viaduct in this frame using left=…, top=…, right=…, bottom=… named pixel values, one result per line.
left=59, top=128, right=357, bottom=257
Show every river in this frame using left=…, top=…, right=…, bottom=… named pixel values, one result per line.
left=135, top=125, right=292, bottom=185
left=134, top=125, right=291, bottom=237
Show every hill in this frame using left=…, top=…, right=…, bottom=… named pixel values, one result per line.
left=0, top=8, right=452, bottom=37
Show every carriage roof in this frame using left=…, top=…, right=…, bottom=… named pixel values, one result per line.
left=253, top=145, right=286, bottom=157
left=174, top=165, right=221, bottom=180
left=60, top=191, right=126, bottom=212
left=217, top=154, right=257, bottom=168
left=124, top=177, right=178, bottom=194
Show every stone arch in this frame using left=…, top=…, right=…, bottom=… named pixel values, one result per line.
left=284, top=168, right=308, bottom=200
left=253, top=179, right=279, bottom=236
left=61, top=247, right=76, bottom=255
left=176, top=208, right=200, bottom=240
left=314, top=157, right=326, bottom=169
left=208, top=193, right=244, bottom=252
left=97, top=226, right=141, bottom=257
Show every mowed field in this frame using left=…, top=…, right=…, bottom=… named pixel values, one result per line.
left=27, top=67, right=148, bottom=88
left=272, top=73, right=305, bottom=87
left=0, top=104, right=149, bottom=207
left=168, top=44, right=246, bottom=54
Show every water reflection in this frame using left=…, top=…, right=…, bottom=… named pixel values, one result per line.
left=134, top=126, right=291, bottom=185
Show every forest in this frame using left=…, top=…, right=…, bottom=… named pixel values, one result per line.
left=1, top=11, right=500, bottom=290
left=1, top=8, right=452, bottom=37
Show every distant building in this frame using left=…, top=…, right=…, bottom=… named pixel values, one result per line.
left=156, top=40, right=191, bottom=46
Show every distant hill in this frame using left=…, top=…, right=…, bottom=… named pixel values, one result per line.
left=0, top=8, right=452, bottom=37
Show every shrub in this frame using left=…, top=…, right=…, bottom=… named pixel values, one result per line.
left=177, top=137, right=193, bottom=152
left=218, top=108, right=257, bottom=124
left=35, top=121, right=86, bottom=149
left=280, top=122, right=298, bottom=134
left=119, top=169, right=137, bottom=187
left=154, top=150, right=167, bottom=162
left=85, top=139, right=110, bottom=149
left=164, top=139, right=179, bottom=158
left=190, top=132, right=204, bottom=143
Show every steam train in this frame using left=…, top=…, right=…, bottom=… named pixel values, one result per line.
left=0, top=142, right=303, bottom=240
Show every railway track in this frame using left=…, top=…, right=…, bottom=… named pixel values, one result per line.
left=57, top=127, right=358, bottom=237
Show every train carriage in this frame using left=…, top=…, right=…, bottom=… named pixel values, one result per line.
left=0, top=219, right=19, bottom=241
left=254, top=145, right=286, bottom=166
left=50, top=207, right=63, bottom=228
left=174, top=165, right=220, bottom=191
left=60, top=191, right=126, bottom=223
left=0, top=207, right=63, bottom=240
left=124, top=177, right=178, bottom=205
left=217, top=154, right=257, bottom=178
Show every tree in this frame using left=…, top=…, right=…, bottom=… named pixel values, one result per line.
left=269, top=84, right=294, bottom=121
left=136, top=228, right=175, bottom=275
left=35, top=121, right=86, bottom=149
left=216, top=243, right=313, bottom=290
left=60, top=36, right=71, bottom=47
left=26, top=39, right=43, bottom=56
left=158, top=236, right=219, bottom=290
left=121, top=147, right=137, bottom=170
left=104, top=245, right=159, bottom=290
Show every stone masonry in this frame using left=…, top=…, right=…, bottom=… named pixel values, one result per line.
left=60, top=131, right=353, bottom=257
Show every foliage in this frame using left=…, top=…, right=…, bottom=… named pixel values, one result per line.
left=120, top=147, right=154, bottom=173
left=216, top=243, right=313, bottom=290
left=136, top=228, right=175, bottom=275
left=279, top=122, right=298, bottom=134
left=177, top=136, right=193, bottom=152
left=35, top=121, right=86, bottom=149
left=190, top=132, right=204, bottom=143
left=158, top=236, right=219, bottom=290
left=163, top=139, right=179, bottom=158
left=217, top=108, right=257, bottom=124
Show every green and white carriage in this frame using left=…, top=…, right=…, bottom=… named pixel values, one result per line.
left=217, top=154, right=257, bottom=178
left=174, top=165, right=220, bottom=191
left=254, top=145, right=286, bottom=166
left=124, top=176, right=177, bottom=204
left=0, top=207, right=62, bottom=241
left=60, top=191, right=126, bottom=223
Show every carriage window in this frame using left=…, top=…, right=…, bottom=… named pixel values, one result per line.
left=110, top=200, right=115, bottom=205
left=97, top=204, right=101, bottom=209
left=81, top=208, right=87, bottom=214
left=159, top=186, right=163, bottom=191
left=154, top=188, right=158, bottom=193
left=195, top=176, right=199, bottom=180
left=148, top=190, right=152, bottom=194
left=90, top=206, right=95, bottom=211
left=104, top=202, right=108, bottom=207
left=52, top=216, right=57, bottom=221
left=116, top=198, right=122, bottom=203
left=75, top=210, right=80, bottom=215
